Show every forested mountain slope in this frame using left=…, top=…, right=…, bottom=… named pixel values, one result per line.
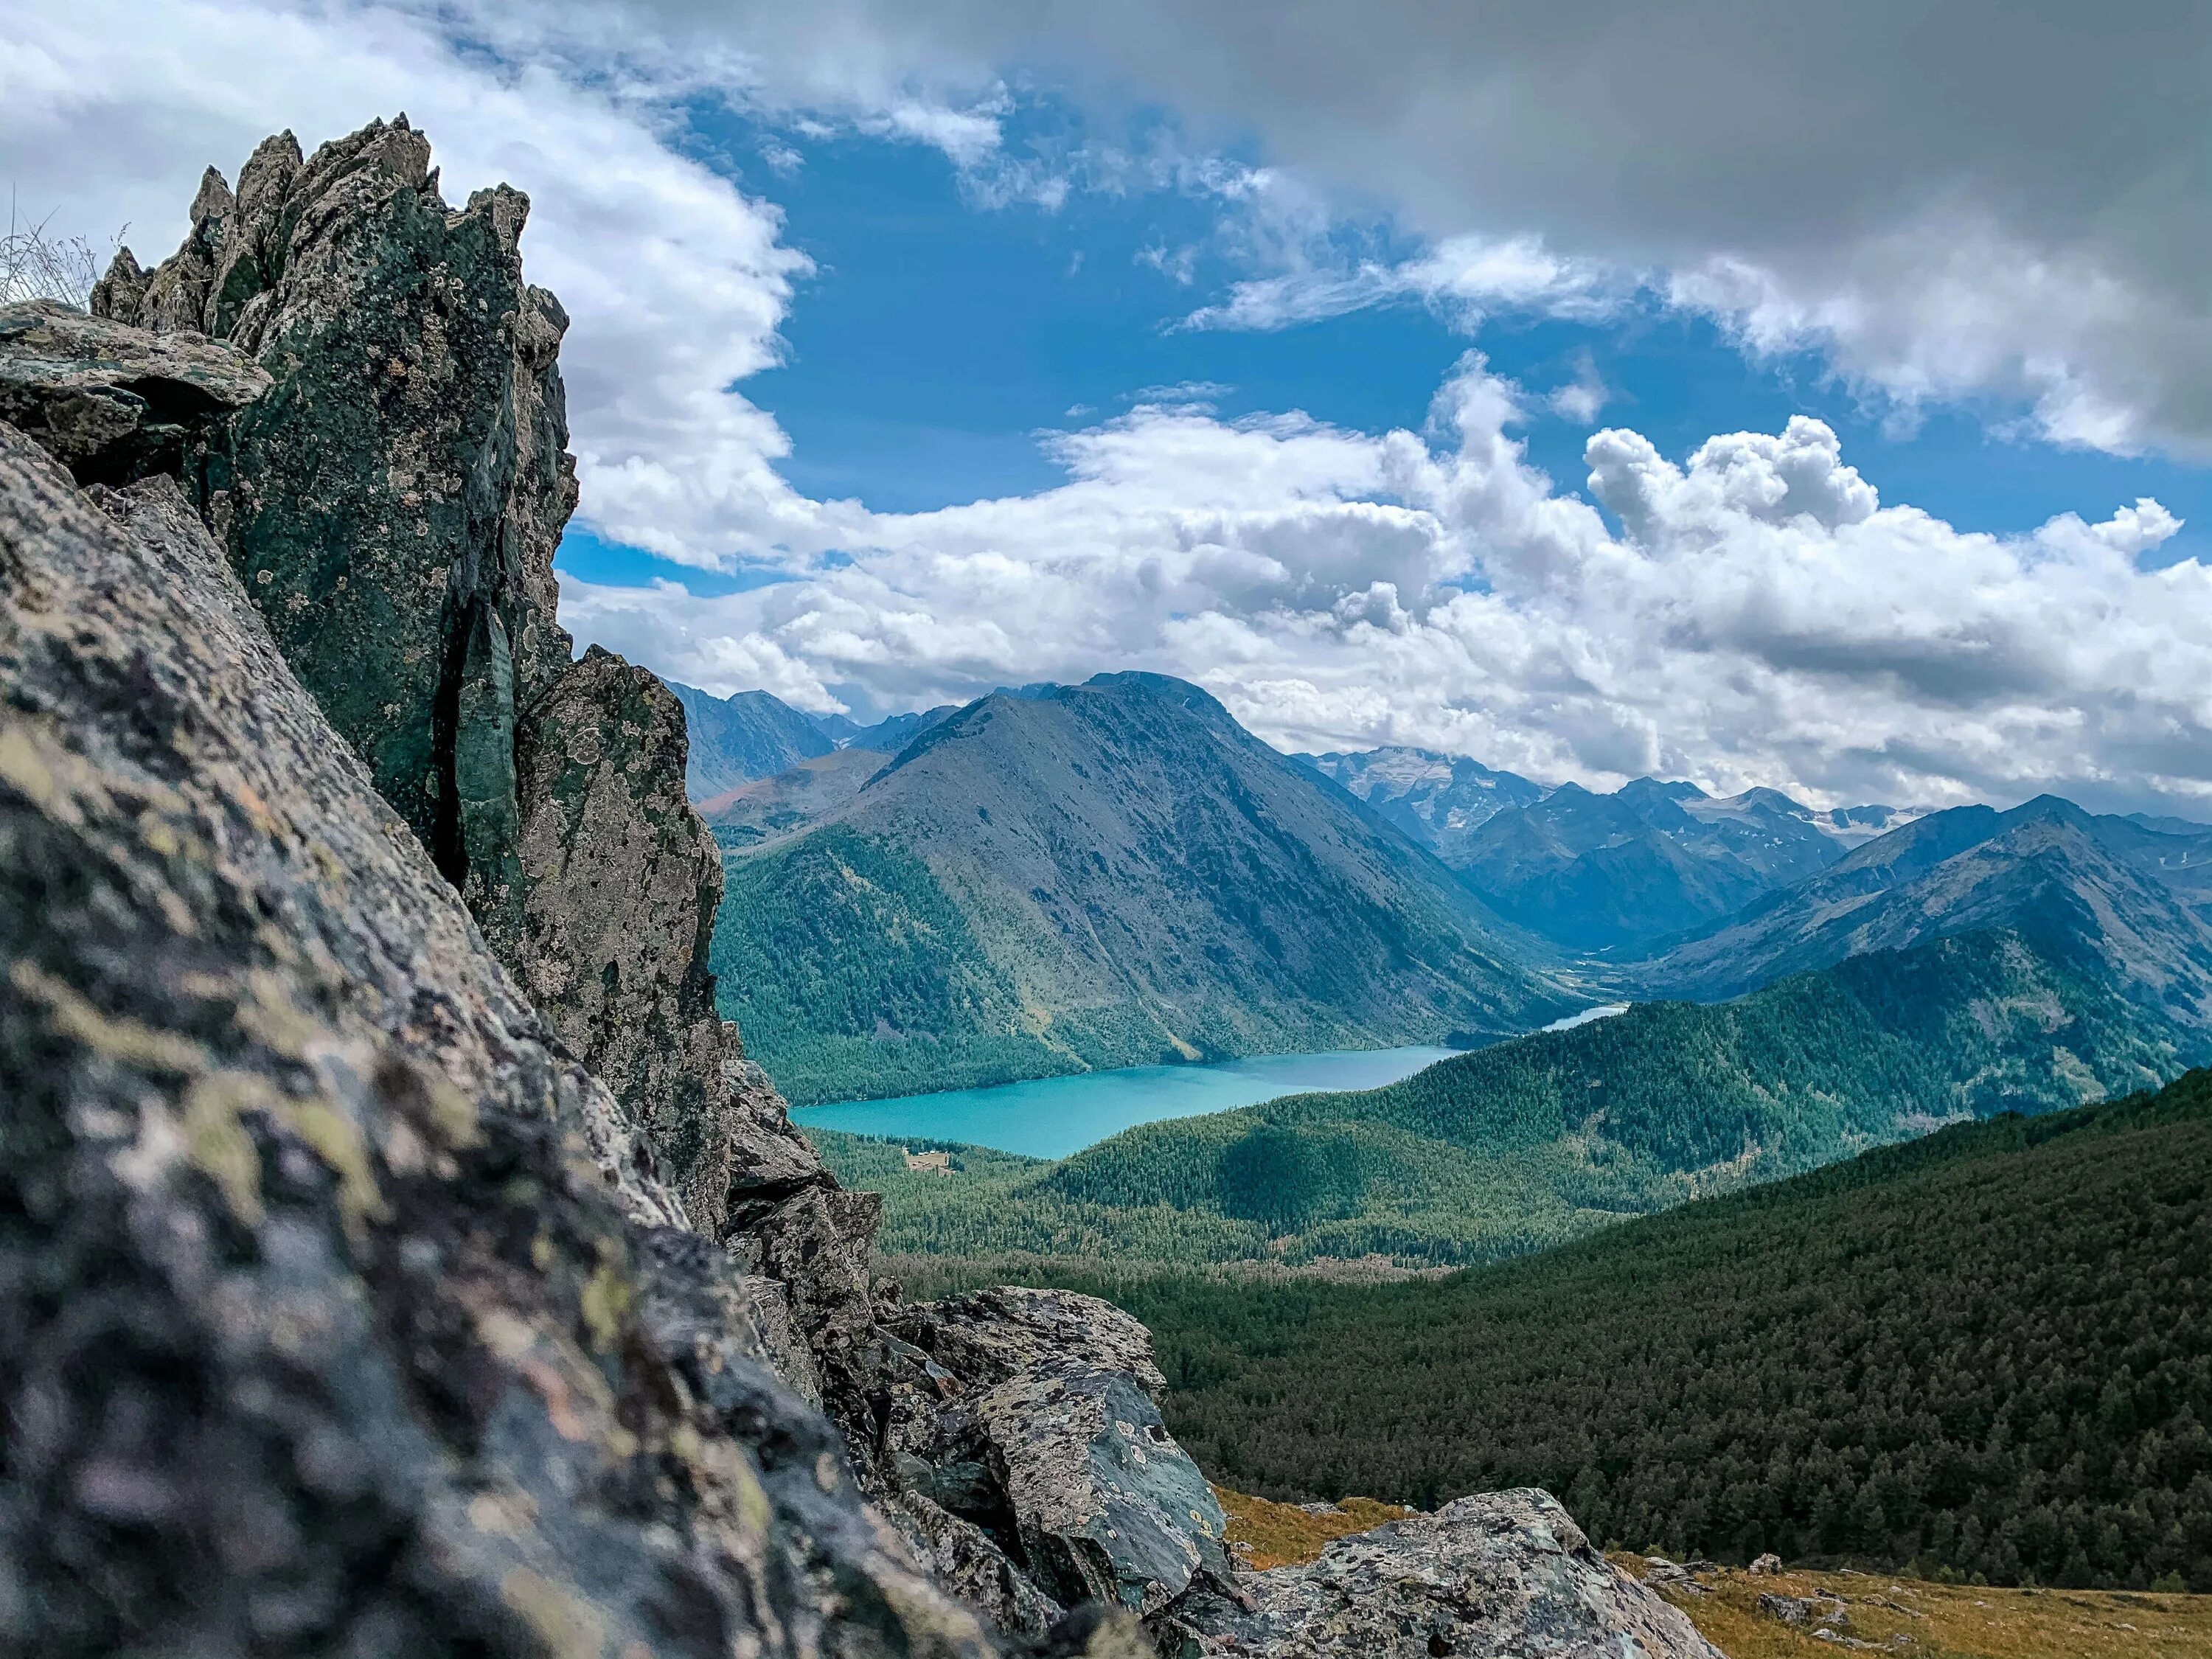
left=929, top=1068, right=2212, bottom=1592
left=811, top=915, right=2205, bottom=1265
left=711, top=673, right=1567, bottom=1104
left=1633, top=794, right=2212, bottom=1002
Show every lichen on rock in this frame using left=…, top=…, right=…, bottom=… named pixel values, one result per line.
left=0, top=424, right=1009, bottom=1657
left=0, top=298, right=270, bottom=487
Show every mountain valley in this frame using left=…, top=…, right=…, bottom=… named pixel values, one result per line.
left=815, top=907, right=2209, bottom=1265
left=709, top=673, right=1571, bottom=1105
left=904, top=1066, right=2212, bottom=1592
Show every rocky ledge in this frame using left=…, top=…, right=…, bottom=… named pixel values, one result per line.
left=1, top=116, right=1711, bottom=1659
left=1169, top=1490, right=1722, bottom=1658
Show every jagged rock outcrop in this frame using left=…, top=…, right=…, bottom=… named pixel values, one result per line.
left=0, top=424, right=1027, bottom=1656
left=1, top=116, right=1218, bottom=1652
left=0, top=298, right=269, bottom=487
left=881, top=1290, right=1234, bottom=1644
left=68, top=116, right=821, bottom=1289
left=2, top=116, right=1693, bottom=1659
left=94, top=119, right=575, bottom=868
left=1166, top=1489, right=1722, bottom=1658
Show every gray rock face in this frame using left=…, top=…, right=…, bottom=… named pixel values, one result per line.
left=69, top=117, right=824, bottom=1305
left=886, top=1289, right=1232, bottom=1641
left=0, top=298, right=271, bottom=487
left=1167, top=1489, right=1722, bottom=1658
left=510, top=644, right=730, bottom=1203
left=889, top=1287, right=1170, bottom=1398
left=0, top=425, right=1008, bottom=1657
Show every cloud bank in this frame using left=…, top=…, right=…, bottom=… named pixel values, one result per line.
left=565, top=359, right=2210, bottom=813
left=8, top=0, right=2211, bottom=815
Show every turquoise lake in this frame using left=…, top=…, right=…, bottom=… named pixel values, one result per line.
left=793, top=1044, right=1462, bottom=1160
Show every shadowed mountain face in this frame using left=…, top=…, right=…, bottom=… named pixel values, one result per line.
left=668, top=682, right=835, bottom=799
left=1445, top=777, right=1916, bottom=953
left=709, top=673, right=1571, bottom=1105
left=1631, top=796, right=2212, bottom=1006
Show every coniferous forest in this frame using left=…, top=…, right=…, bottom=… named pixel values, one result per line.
left=890, top=1068, right=2212, bottom=1592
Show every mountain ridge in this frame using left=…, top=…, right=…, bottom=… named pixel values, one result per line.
left=1630, top=794, right=2212, bottom=1004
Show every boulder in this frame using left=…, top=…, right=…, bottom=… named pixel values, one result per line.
left=887, top=1289, right=1232, bottom=1639
left=0, top=299, right=270, bottom=487
left=1749, top=1551, right=1784, bottom=1575
left=889, top=1286, right=1172, bottom=1398
left=967, top=1366, right=1232, bottom=1616
left=1167, top=1489, right=1723, bottom=1658
left=0, top=423, right=1020, bottom=1656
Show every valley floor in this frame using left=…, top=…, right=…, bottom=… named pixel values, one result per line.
left=1216, top=1487, right=2212, bottom=1658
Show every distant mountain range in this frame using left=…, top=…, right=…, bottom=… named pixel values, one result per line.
left=1310, top=745, right=1921, bottom=951
left=677, top=684, right=2212, bottom=1129
left=1300, top=748, right=1545, bottom=860
left=707, top=673, right=1570, bottom=1105
left=1630, top=794, right=2212, bottom=1002
left=670, top=683, right=1019, bottom=800
left=668, top=684, right=836, bottom=800
left=817, top=775, right=2212, bottom=1269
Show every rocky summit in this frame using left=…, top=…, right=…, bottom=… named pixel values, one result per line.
left=1, top=116, right=1705, bottom=1658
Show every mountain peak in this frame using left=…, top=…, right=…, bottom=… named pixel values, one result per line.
left=1619, top=776, right=1708, bottom=803
left=711, top=675, right=1565, bottom=1103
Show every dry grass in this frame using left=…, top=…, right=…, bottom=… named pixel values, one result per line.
left=1210, top=1485, right=1412, bottom=1570
left=1211, top=1486, right=2212, bottom=1655
left=1612, top=1557, right=2212, bottom=1659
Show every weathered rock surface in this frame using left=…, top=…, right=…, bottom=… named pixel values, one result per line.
left=888, top=1286, right=1170, bottom=1399
left=511, top=644, right=733, bottom=1208
left=69, top=117, right=805, bottom=1299
left=885, top=1290, right=1233, bottom=1642
left=0, top=298, right=270, bottom=487
left=1167, top=1489, right=1722, bottom=1658
left=0, top=423, right=1018, bottom=1656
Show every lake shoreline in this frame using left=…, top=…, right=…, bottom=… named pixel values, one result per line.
left=792, top=1042, right=1465, bottom=1159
